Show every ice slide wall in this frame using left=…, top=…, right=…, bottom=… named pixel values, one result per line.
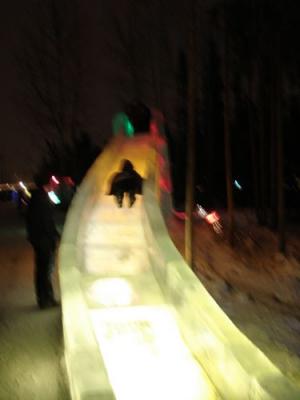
left=59, top=132, right=300, bottom=400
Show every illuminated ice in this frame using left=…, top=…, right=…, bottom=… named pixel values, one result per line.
left=90, top=306, right=216, bottom=400
left=86, top=278, right=135, bottom=306
left=84, top=246, right=148, bottom=275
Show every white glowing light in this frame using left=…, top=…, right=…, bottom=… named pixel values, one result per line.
left=87, top=278, right=134, bottom=306
left=48, top=190, right=61, bottom=204
left=234, top=179, right=242, bottom=190
left=197, top=204, right=208, bottom=218
left=19, top=181, right=26, bottom=190
left=206, top=211, right=220, bottom=225
left=19, top=181, right=31, bottom=198
left=51, top=175, right=60, bottom=184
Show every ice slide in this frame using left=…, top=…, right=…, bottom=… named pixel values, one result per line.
left=59, top=132, right=300, bottom=400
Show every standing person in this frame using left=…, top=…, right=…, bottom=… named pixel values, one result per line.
left=26, top=174, right=60, bottom=309
left=108, top=159, right=143, bottom=207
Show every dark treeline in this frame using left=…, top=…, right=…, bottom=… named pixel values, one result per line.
left=174, top=0, right=299, bottom=215
left=180, top=0, right=300, bottom=252
left=37, top=130, right=101, bottom=186
left=103, top=0, right=300, bottom=251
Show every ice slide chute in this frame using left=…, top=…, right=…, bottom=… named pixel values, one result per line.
left=59, top=132, right=300, bottom=400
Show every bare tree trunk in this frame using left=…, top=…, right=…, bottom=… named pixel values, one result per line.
left=69, top=0, right=82, bottom=137
left=275, top=36, right=285, bottom=253
left=154, top=0, right=163, bottom=110
left=51, top=0, right=66, bottom=144
left=269, top=70, right=277, bottom=228
left=277, top=89, right=285, bottom=253
left=248, top=63, right=259, bottom=219
left=223, top=14, right=234, bottom=245
left=254, top=62, right=268, bottom=227
left=185, top=5, right=196, bottom=268
left=18, top=0, right=81, bottom=148
left=249, top=1, right=261, bottom=223
left=259, top=87, right=267, bottom=224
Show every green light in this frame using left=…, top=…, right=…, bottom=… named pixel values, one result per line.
left=125, top=119, right=134, bottom=137
left=112, top=112, right=135, bottom=137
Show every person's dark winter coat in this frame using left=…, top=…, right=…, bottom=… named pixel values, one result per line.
left=26, top=185, right=60, bottom=309
left=26, top=189, right=59, bottom=247
left=108, top=160, right=143, bottom=207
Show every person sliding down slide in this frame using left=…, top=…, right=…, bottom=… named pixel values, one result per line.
left=107, top=159, right=143, bottom=208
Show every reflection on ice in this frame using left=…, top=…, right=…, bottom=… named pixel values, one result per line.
left=90, top=306, right=216, bottom=400
left=83, top=245, right=148, bottom=275
left=87, top=278, right=135, bottom=307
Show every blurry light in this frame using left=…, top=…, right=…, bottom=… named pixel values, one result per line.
left=112, top=112, right=135, bottom=137
left=197, top=205, right=208, bottom=218
left=24, top=189, right=31, bottom=198
left=19, top=181, right=31, bottom=197
left=173, top=210, right=186, bottom=220
left=234, top=180, right=242, bottom=190
left=64, top=176, right=74, bottom=186
left=125, top=119, right=134, bottom=137
left=48, top=191, right=61, bottom=204
left=150, top=121, right=159, bottom=135
left=206, top=211, right=220, bottom=225
left=51, top=175, right=60, bottom=184
left=159, top=177, right=171, bottom=192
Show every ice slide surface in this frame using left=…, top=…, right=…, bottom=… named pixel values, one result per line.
left=59, top=133, right=300, bottom=400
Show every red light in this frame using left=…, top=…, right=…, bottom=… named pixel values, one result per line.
left=159, top=177, right=171, bottom=192
left=205, top=211, right=220, bottom=224
left=173, top=210, right=186, bottom=220
left=150, top=121, right=159, bottom=135
left=64, top=176, right=74, bottom=186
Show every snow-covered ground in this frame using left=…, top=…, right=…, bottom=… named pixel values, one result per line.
left=168, top=211, right=300, bottom=384
left=0, top=202, right=70, bottom=400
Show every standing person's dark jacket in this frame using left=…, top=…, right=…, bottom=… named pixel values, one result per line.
left=26, top=188, right=59, bottom=248
left=26, top=185, right=60, bottom=308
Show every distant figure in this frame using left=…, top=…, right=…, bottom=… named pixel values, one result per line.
left=26, top=174, right=60, bottom=309
left=108, top=159, right=143, bottom=207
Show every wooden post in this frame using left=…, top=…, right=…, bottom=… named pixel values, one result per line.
left=185, top=8, right=196, bottom=268
left=223, top=9, right=234, bottom=245
left=275, top=33, right=285, bottom=254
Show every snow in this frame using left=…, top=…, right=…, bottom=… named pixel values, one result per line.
left=167, top=210, right=300, bottom=384
left=0, top=202, right=70, bottom=400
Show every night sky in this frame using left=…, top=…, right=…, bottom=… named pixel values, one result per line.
left=0, top=0, right=186, bottom=182
left=0, top=1, right=126, bottom=181
left=0, top=1, right=25, bottom=181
